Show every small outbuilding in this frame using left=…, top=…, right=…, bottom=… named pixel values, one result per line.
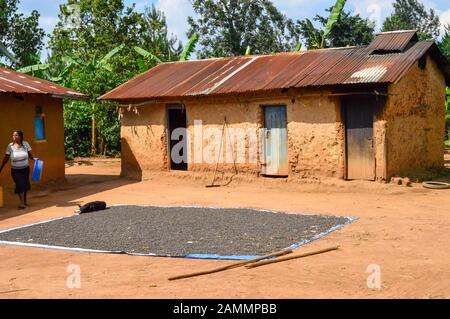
left=0, top=66, right=86, bottom=187
left=100, top=31, right=450, bottom=182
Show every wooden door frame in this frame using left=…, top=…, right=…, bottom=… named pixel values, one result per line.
left=260, top=104, right=289, bottom=177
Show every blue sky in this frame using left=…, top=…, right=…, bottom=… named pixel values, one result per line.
left=17, top=0, right=450, bottom=60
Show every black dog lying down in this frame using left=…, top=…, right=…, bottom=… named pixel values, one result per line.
left=76, top=201, right=108, bottom=214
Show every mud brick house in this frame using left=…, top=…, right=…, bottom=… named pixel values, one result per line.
left=101, top=31, right=450, bottom=182
left=0, top=66, right=85, bottom=187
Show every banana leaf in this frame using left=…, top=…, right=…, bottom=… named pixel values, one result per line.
left=321, top=0, right=347, bottom=48
left=134, top=46, right=162, bottom=64
left=306, top=19, right=321, bottom=49
left=179, top=32, right=199, bottom=62
left=17, top=64, right=50, bottom=74
left=98, top=44, right=125, bottom=68
left=62, top=56, right=82, bottom=66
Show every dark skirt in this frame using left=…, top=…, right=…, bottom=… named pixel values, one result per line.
left=11, top=166, right=31, bottom=194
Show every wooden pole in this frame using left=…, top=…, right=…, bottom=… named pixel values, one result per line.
left=246, top=246, right=340, bottom=269
left=91, top=103, right=96, bottom=156
left=206, top=118, right=227, bottom=188
left=168, top=249, right=292, bottom=281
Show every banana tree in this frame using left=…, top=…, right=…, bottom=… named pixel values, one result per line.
left=179, top=32, right=199, bottom=61
left=69, top=44, right=125, bottom=155
left=17, top=57, right=80, bottom=87
left=134, top=32, right=199, bottom=70
left=305, top=0, right=347, bottom=49
left=37, top=45, right=124, bottom=155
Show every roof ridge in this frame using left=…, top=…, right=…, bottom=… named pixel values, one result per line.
left=376, top=30, right=417, bottom=35
left=159, top=46, right=362, bottom=65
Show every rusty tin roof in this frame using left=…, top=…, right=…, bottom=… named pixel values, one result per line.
left=0, top=66, right=86, bottom=99
left=368, top=30, right=419, bottom=52
left=100, top=32, right=450, bottom=102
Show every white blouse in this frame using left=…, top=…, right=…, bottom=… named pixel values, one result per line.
left=6, top=141, right=32, bottom=169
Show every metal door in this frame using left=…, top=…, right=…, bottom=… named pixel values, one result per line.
left=262, top=106, right=288, bottom=176
left=343, top=96, right=376, bottom=181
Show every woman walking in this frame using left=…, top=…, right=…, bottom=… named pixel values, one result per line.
left=0, top=131, right=37, bottom=209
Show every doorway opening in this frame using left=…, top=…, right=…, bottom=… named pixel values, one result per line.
left=167, top=105, right=188, bottom=171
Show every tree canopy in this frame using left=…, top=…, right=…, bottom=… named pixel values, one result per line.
left=297, top=6, right=375, bottom=49
left=382, top=0, right=441, bottom=40
left=442, top=25, right=450, bottom=142
left=440, top=25, right=450, bottom=61
left=5, top=0, right=449, bottom=155
left=47, top=0, right=181, bottom=157
left=187, top=0, right=299, bottom=58
left=0, top=0, right=45, bottom=68
left=140, top=5, right=183, bottom=63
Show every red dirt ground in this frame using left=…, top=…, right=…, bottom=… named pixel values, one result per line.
left=0, top=155, right=449, bottom=299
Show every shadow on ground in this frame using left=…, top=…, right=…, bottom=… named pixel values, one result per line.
left=65, top=160, right=95, bottom=168
left=0, top=173, right=139, bottom=222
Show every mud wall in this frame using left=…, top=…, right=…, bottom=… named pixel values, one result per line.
left=384, top=55, right=446, bottom=178
left=287, top=92, right=344, bottom=180
left=120, top=91, right=344, bottom=180
left=0, top=95, right=65, bottom=188
left=120, top=104, right=167, bottom=179
left=186, top=99, right=261, bottom=175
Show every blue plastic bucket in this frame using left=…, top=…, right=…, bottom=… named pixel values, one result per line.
left=32, top=159, right=44, bottom=182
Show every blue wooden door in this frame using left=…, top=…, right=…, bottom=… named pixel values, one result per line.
left=262, top=106, right=288, bottom=176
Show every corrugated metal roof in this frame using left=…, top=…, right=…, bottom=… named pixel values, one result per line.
left=0, top=66, right=86, bottom=99
left=368, top=30, right=418, bottom=52
left=100, top=32, right=450, bottom=102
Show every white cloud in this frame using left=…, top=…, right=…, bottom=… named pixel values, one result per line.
left=348, top=0, right=395, bottom=30
left=156, top=0, right=195, bottom=44
left=272, top=0, right=330, bottom=19
left=348, top=0, right=449, bottom=37
left=40, top=16, right=59, bottom=34
left=271, top=0, right=396, bottom=29
left=440, top=9, right=450, bottom=33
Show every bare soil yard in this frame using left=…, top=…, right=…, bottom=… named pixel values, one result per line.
left=0, top=155, right=449, bottom=298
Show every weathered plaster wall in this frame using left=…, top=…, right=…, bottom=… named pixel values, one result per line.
left=120, top=91, right=344, bottom=180
left=0, top=95, right=65, bottom=188
left=287, top=92, right=344, bottom=180
left=120, top=104, right=167, bottom=179
left=385, top=55, right=446, bottom=178
left=373, top=118, right=388, bottom=181
left=186, top=99, right=261, bottom=175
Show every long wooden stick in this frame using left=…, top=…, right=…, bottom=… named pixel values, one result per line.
left=168, top=249, right=292, bottom=281
left=206, top=119, right=227, bottom=188
left=245, top=246, right=340, bottom=269
left=0, top=289, right=29, bottom=295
